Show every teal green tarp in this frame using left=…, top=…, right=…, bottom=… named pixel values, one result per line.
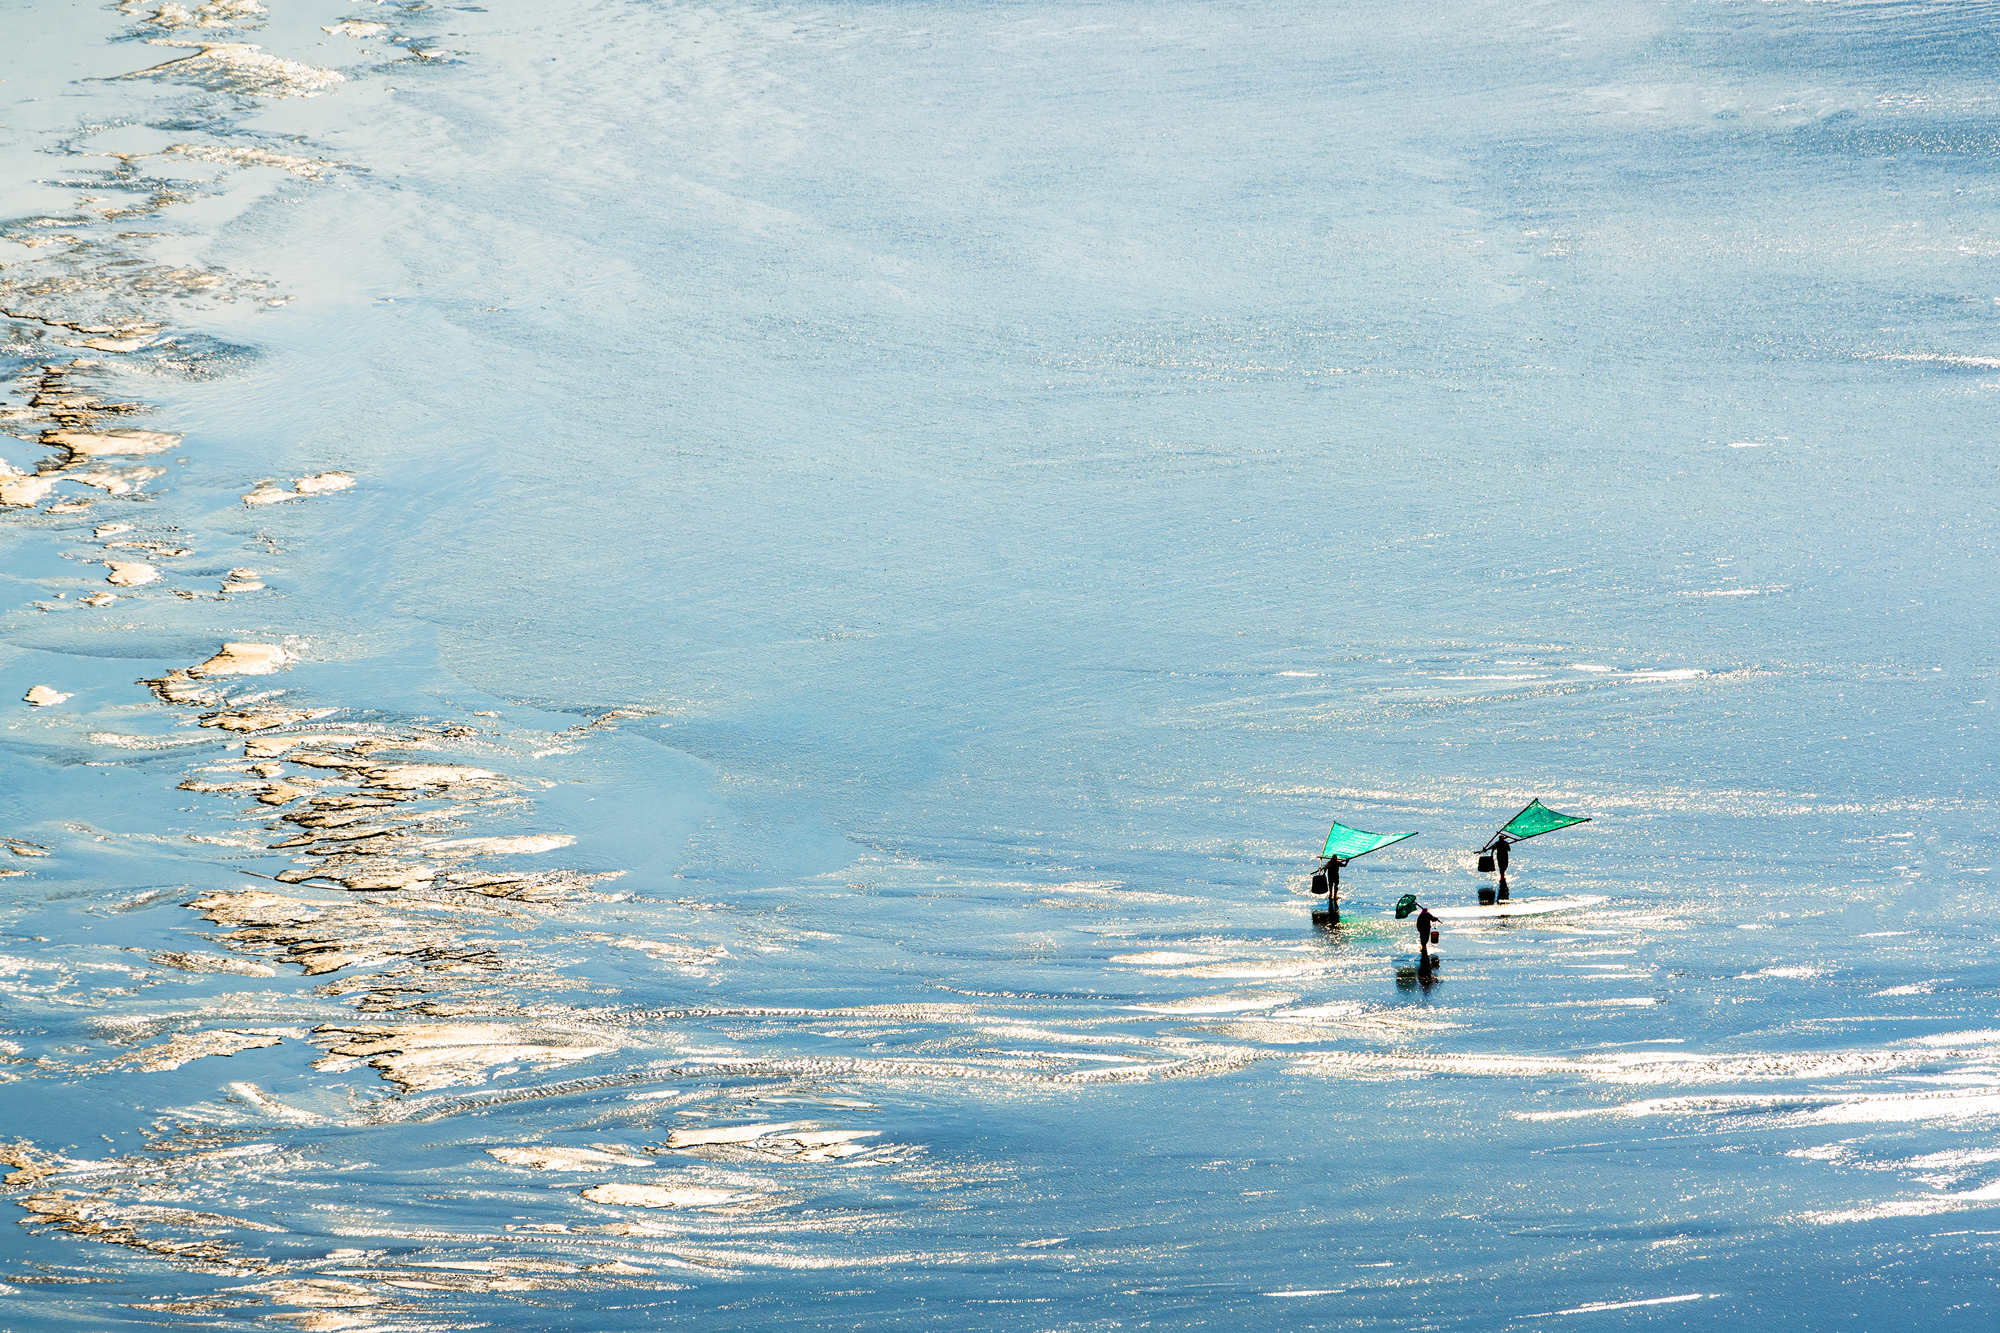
left=1497, top=799, right=1592, bottom=842
left=1321, top=821, right=1419, bottom=860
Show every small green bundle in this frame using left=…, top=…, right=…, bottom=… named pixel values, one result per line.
left=1394, top=894, right=1419, bottom=919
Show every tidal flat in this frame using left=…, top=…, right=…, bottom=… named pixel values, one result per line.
left=2, top=1, right=1997, bottom=1328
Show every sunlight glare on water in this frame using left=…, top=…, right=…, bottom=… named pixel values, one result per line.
left=0, top=0, right=1995, bottom=1327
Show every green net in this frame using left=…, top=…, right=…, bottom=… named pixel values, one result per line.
left=1498, top=799, right=1592, bottom=842
left=1321, top=821, right=1419, bottom=860
left=1394, top=894, right=1419, bottom=919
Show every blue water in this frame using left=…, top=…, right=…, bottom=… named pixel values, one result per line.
left=1, top=0, right=1997, bottom=1326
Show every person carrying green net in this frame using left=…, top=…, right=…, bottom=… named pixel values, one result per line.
left=1477, top=800, right=1593, bottom=903
left=1316, top=821, right=1420, bottom=927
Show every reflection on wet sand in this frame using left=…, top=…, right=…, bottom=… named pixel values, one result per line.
left=4, top=2, right=2000, bottom=1327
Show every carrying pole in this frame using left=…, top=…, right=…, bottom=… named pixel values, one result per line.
left=1311, top=855, right=1342, bottom=926
left=1476, top=800, right=1591, bottom=904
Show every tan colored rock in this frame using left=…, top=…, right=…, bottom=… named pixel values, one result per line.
left=664, top=1121, right=815, bottom=1148
left=362, top=764, right=496, bottom=790
left=445, top=869, right=614, bottom=901
left=486, top=1145, right=651, bottom=1172
left=104, top=561, right=158, bottom=586
left=16, top=1188, right=278, bottom=1265
left=41, top=428, right=181, bottom=459
left=243, top=733, right=372, bottom=758
left=141, top=670, right=221, bottom=705
left=187, top=888, right=324, bottom=927
left=166, top=144, right=340, bottom=180
left=313, top=1022, right=620, bottom=1092
left=142, top=1, right=268, bottom=33
left=578, top=1183, right=748, bottom=1209
left=199, top=707, right=333, bottom=733
left=264, top=1314, right=379, bottom=1331
left=102, top=539, right=189, bottom=557
left=282, top=751, right=370, bottom=770
left=0, top=1143, right=68, bottom=1190
left=23, top=685, right=71, bottom=706
left=326, top=860, right=436, bottom=891
left=423, top=834, right=575, bottom=856
left=116, top=43, right=345, bottom=99
left=293, top=471, right=354, bottom=494
left=67, top=469, right=157, bottom=495
left=0, top=476, right=56, bottom=507
left=242, top=1278, right=386, bottom=1309
left=244, top=471, right=354, bottom=505
left=191, top=642, right=292, bottom=676
left=148, top=951, right=277, bottom=977
left=110, top=1027, right=300, bottom=1072
left=80, top=593, right=115, bottom=608
left=178, top=777, right=277, bottom=795
left=297, top=794, right=401, bottom=813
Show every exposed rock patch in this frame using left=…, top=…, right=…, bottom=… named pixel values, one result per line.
left=312, top=1022, right=621, bottom=1092
left=0, top=474, right=56, bottom=507
left=134, top=0, right=268, bottom=31
left=579, top=1183, right=749, bottom=1209
left=194, top=642, right=293, bottom=676
left=105, top=560, right=158, bottom=586
left=107, top=1027, right=302, bottom=1072
left=116, top=42, right=346, bottom=98
left=43, top=427, right=181, bottom=460
left=487, top=1145, right=652, bottom=1171
left=244, top=471, right=354, bottom=505
left=149, top=950, right=278, bottom=977
left=167, top=144, right=342, bottom=180
left=200, top=706, right=336, bottom=733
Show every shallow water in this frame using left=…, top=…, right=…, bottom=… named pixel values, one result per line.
left=1, top=0, right=1997, bottom=1326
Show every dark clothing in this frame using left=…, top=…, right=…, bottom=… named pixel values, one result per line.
left=1314, top=858, right=1343, bottom=924
left=1414, top=908, right=1438, bottom=957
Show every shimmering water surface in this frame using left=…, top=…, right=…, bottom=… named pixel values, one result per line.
left=2, top=0, right=1997, bottom=1327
